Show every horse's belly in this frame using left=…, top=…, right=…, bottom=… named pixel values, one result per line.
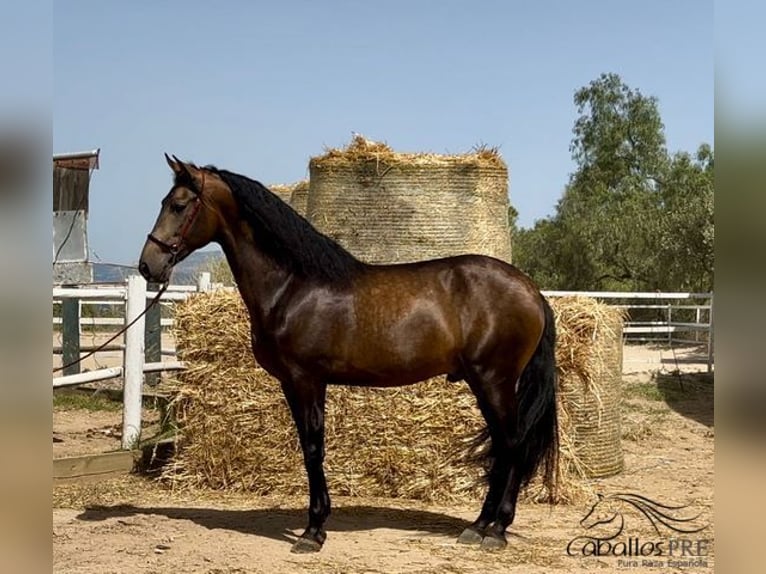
left=329, top=362, right=450, bottom=387
left=330, top=335, right=457, bottom=387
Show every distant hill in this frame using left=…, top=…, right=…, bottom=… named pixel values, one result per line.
left=93, top=249, right=225, bottom=285
left=92, top=263, right=134, bottom=284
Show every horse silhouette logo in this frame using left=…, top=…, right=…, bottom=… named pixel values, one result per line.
left=580, top=492, right=708, bottom=540
left=579, top=492, right=708, bottom=537
left=566, top=492, right=711, bottom=558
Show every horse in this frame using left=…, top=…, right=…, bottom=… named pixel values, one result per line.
left=139, top=154, right=559, bottom=554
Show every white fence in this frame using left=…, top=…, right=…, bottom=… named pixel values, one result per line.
left=52, top=274, right=213, bottom=448
left=53, top=282, right=713, bottom=450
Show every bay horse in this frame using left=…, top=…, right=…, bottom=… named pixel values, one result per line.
left=139, top=155, right=559, bottom=553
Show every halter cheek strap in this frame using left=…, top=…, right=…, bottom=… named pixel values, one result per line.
left=147, top=170, right=206, bottom=258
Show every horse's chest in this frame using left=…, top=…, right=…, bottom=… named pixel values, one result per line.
left=249, top=329, right=288, bottom=375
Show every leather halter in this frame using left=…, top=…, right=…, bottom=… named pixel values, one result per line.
left=147, top=170, right=206, bottom=261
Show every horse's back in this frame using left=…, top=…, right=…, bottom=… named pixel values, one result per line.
left=374, top=254, right=544, bottom=314
left=364, top=253, right=546, bottom=355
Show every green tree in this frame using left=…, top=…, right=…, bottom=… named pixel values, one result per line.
left=655, top=144, right=714, bottom=291
left=515, top=218, right=595, bottom=289
left=557, top=73, right=668, bottom=290
left=516, top=73, right=713, bottom=292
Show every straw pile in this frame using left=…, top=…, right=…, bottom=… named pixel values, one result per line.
left=162, top=292, right=624, bottom=504
left=267, top=180, right=309, bottom=216
left=306, top=135, right=512, bottom=264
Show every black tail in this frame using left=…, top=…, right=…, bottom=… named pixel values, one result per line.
left=512, top=296, right=559, bottom=497
left=465, top=296, right=560, bottom=498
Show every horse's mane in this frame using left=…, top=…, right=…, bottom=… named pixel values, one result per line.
left=194, top=166, right=365, bottom=283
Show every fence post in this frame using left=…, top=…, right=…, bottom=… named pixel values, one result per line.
left=122, top=275, right=147, bottom=449
left=144, top=282, right=162, bottom=387
left=667, top=303, right=673, bottom=345
left=695, top=307, right=701, bottom=343
left=707, top=296, right=714, bottom=374
left=197, top=271, right=211, bottom=292
left=61, top=296, right=81, bottom=376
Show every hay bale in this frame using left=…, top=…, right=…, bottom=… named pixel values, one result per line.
left=306, top=136, right=512, bottom=264
left=267, top=180, right=309, bottom=216
left=267, top=183, right=294, bottom=204
left=163, top=291, right=624, bottom=504
left=552, top=296, right=625, bottom=480
left=289, top=180, right=309, bottom=216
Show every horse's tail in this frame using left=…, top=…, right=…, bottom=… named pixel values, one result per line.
left=511, top=295, right=559, bottom=499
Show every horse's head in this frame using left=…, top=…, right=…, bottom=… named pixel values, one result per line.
left=139, top=155, right=226, bottom=283
left=580, top=493, right=623, bottom=532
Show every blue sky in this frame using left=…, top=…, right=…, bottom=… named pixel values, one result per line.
left=54, top=1, right=713, bottom=265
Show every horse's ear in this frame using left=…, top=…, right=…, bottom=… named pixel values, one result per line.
left=165, top=153, right=183, bottom=175
left=170, top=155, right=197, bottom=181
left=170, top=156, right=204, bottom=193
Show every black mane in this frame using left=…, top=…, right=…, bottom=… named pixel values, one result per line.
left=199, top=166, right=365, bottom=283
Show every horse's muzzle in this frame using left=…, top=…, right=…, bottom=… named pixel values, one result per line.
left=138, top=241, right=174, bottom=283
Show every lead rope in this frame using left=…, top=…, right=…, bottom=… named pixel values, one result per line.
left=53, top=282, right=169, bottom=374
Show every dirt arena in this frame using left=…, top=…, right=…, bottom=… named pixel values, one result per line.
left=53, top=345, right=714, bottom=573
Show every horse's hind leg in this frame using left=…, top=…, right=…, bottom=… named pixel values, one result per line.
left=481, top=465, right=523, bottom=550
left=457, top=365, right=521, bottom=546
left=457, top=450, right=511, bottom=545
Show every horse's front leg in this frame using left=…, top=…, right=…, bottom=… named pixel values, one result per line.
left=281, top=379, right=330, bottom=553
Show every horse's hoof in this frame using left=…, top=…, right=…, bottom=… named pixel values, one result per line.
left=290, top=537, right=323, bottom=554
left=457, top=527, right=484, bottom=545
left=480, top=534, right=508, bottom=551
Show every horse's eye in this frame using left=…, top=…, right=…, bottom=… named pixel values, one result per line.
left=170, top=202, right=185, bottom=214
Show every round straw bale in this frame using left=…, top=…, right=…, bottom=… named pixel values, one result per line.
left=163, top=291, right=625, bottom=504
left=306, top=136, right=512, bottom=264
left=266, top=183, right=293, bottom=204
left=551, top=296, right=625, bottom=479
left=289, top=180, right=309, bottom=216
left=267, top=180, right=309, bottom=216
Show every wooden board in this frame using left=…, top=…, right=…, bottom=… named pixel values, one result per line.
left=53, top=165, right=90, bottom=212
left=53, top=451, right=138, bottom=481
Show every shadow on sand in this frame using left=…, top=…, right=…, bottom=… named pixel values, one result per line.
left=655, top=371, right=713, bottom=428
left=77, top=503, right=468, bottom=546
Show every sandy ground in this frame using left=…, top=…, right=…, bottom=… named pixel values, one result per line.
left=53, top=347, right=714, bottom=573
left=53, top=407, right=162, bottom=459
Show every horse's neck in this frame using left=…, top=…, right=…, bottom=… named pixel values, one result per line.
left=218, top=226, right=292, bottom=329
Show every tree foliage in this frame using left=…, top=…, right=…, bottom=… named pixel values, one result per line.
left=514, top=73, right=713, bottom=292
left=655, top=145, right=714, bottom=291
